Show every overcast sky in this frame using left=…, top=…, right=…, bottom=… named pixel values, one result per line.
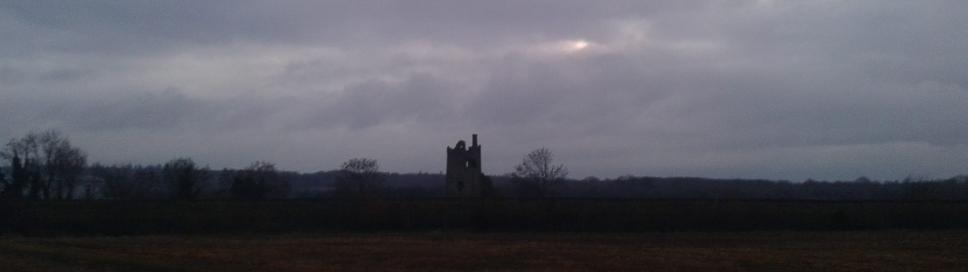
left=1, top=0, right=967, bottom=180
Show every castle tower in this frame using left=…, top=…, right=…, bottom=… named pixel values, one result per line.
left=446, top=134, right=484, bottom=197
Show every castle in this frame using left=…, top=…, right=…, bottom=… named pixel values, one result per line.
left=446, top=134, right=487, bottom=197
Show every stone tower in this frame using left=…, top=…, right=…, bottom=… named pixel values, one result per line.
left=446, top=134, right=484, bottom=197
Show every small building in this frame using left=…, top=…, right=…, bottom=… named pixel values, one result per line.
left=446, top=134, right=487, bottom=197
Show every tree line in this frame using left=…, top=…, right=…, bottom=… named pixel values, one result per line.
left=3, top=130, right=968, bottom=201
left=0, top=130, right=570, bottom=200
left=0, top=130, right=320, bottom=200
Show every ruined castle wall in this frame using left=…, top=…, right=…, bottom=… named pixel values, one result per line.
left=445, top=136, right=484, bottom=197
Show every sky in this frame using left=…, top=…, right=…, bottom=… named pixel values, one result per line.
left=1, top=0, right=967, bottom=181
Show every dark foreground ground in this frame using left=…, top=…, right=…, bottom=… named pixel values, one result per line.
left=0, top=231, right=966, bottom=271
left=5, top=200, right=968, bottom=234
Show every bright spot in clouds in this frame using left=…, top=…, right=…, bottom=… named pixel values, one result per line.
left=570, top=40, right=590, bottom=51
left=531, top=39, right=595, bottom=55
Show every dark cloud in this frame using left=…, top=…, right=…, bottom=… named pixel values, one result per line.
left=70, top=89, right=203, bottom=130
left=301, top=74, right=461, bottom=130
left=2, top=0, right=967, bottom=180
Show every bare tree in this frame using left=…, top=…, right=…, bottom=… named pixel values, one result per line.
left=0, top=167, right=5, bottom=196
left=2, top=133, right=40, bottom=199
left=91, top=164, right=132, bottom=200
left=511, top=148, right=568, bottom=198
left=90, top=164, right=163, bottom=200
left=1, top=130, right=86, bottom=199
left=1, top=154, right=28, bottom=199
left=332, top=158, right=384, bottom=199
left=163, top=158, right=208, bottom=200
left=231, top=161, right=289, bottom=200
left=39, top=131, right=87, bottom=199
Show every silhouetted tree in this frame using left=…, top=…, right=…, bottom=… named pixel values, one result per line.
left=332, top=158, right=384, bottom=199
left=0, top=130, right=86, bottom=199
left=0, top=167, right=5, bottom=196
left=511, top=148, right=568, bottom=198
left=38, top=131, right=87, bottom=199
left=90, top=164, right=163, bottom=200
left=215, top=168, right=237, bottom=198
left=134, top=165, right=164, bottom=199
left=231, top=161, right=289, bottom=200
left=0, top=155, right=24, bottom=199
left=163, top=158, right=208, bottom=200
left=91, top=164, right=130, bottom=199
left=2, top=133, right=39, bottom=199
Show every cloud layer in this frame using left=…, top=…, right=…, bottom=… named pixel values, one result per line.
left=2, top=0, right=967, bottom=180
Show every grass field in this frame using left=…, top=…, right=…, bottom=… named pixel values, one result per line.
left=5, top=200, right=968, bottom=234
left=0, top=231, right=966, bottom=271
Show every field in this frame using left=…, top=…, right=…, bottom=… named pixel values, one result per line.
left=0, top=231, right=966, bottom=271
left=2, top=200, right=967, bottom=271
left=3, top=199, right=968, bottom=235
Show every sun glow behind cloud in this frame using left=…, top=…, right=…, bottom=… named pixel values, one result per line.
left=567, top=40, right=590, bottom=52
left=529, top=39, right=596, bottom=56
